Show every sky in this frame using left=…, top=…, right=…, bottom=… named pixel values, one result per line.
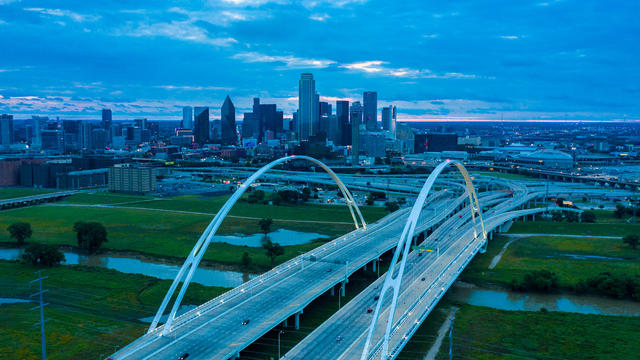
left=0, top=0, right=638, bottom=122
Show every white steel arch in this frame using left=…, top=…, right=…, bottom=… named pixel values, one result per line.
left=149, top=155, right=366, bottom=335
left=360, top=160, right=486, bottom=359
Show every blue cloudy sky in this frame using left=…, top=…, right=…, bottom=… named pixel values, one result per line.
left=0, top=0, right=638, bottom=121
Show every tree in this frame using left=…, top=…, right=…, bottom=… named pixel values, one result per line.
left=565, top=211, right=580, bottom=223
left=614, top=204, right=626, bottom=219
left=241, top=252, right=252, bottom=268
left=551, top=210, right=564, bottom=222
left=581, top=211, right=596, bottom=223
left=258, top=218, right=273, bottom=235
left=623, top=234, right=639, bottom=249
left=73, top=221, right=108, bottom=253
left=301, top=187, right=311, bottom=202
left=7, top=222, right=32, bottom=246
left=365, top=195, right=375, bottom=206
left=22, top=243, right=65, bottom=266
left=262, top=237, right=284, bottom=266
left=385, top=201, right=400, bottom=213
left=247, top=190, right=265, bottom=204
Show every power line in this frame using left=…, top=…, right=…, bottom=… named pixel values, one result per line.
left=30, top=270, right=49, bottom=360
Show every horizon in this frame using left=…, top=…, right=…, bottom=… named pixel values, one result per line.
left=1, top=0, right=638, bottom=122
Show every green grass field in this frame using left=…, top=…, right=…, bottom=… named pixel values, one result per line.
left=430, top=303, right=640, bottom=360
left=509, top=219, right=640, bottom=237
left=0, top=260, right=228, bottom=359
left=462, top=234, right=640, bottom=288
left=0, top=187, right=55, bottom=200
left=0, top=192, right=387, bottom=269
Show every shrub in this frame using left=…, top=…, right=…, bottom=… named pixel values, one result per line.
left=22, top=243, right=65, bottom=266
left=580, top=211, right=596, bottom=223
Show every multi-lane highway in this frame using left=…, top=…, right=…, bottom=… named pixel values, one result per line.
left=110, top=159, right=631, bottom=360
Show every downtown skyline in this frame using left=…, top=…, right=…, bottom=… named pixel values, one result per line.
left=0, top=0, right=638, bottom=122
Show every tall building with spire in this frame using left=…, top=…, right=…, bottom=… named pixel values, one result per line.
left=298, top=73, right=318, bottom=141
left=220, top=96, right=236, bottom=145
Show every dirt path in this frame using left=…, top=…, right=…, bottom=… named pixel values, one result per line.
left=424, top=307, right=458, bottom=360
left=48, top=203, right=356, bottom=225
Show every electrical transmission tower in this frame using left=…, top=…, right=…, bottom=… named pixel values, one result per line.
left=30, top=270, right=49, bottom=360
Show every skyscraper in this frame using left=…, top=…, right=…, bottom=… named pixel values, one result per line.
left=194, top=107, right=210, bottom=145
left=221, top=96, right=236, bottom=145
left=382, top=105, right=397, bottom=137
left=336, top=100, right=350, bottom=146
left=350, top=101, right=363, bottom=165
left=363, top=91, right=378, bottom=131
left=298, top=73, right=318, bottom=141
left=101, top=109, right=112, bottom=130
left=0, top=114, right=13, bottom=146
left=182, top=106, right=193, bottom=129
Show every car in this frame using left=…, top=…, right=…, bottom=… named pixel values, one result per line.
left=178, top=353, right=190, bottom=360
left=373, top=295, right=379, bottom=301
left=242, top=319, right=250, bottom=325
left=421, top=277, right=426, bottom=281
left=418, top=253, right=422, bottom=257
left=336, top=335, right=343, bottom=342
left=326, top=268, right=332, bottom=272
left=367, top=308, right=373, bottom=313
left=458, top=215, right=462, bottom=218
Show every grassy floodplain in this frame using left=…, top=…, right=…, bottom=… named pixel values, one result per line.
left=0, top=260, right=228, bottom=359
left=0, top=191, right=387, bottom=269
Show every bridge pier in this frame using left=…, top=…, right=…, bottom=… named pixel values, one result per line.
left=282, top=318, right=288, bottom=327
left=295, top=311, right=301, bottom=330
left=330, top=286, right=335, bottom=296
left=372, top=259, right=377, bottom=272
left=341, top=281, right=346, bottom=297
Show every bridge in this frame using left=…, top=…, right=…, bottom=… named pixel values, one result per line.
left=110, top=156, right=598, bottom=360
left=0, top=190, right=78, bottom=210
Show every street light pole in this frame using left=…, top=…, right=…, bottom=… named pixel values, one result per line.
left=278, top=330, right=284, bottom=360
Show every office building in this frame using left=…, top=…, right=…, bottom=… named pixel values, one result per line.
left=363, top=91, right=378, bottom=131
left=182, top=106, right=193, bottom=129
left=382, top=105, right=397, bottom=137
left=242, top=98, right=283, bottom=143
left=108, top=164, right=156, bottom=194
left=194, top=107, right=210, bottom=145
left=31, top=116, right=47, bottom=147
left=221, top=95, right=237, bottom=145
left=350, top=101, right=363, bottom=164
left=336, top=100, right=350, bottom=146
left=426, top=133, right=458, bottom=152
left=0, top=114, right=14, bottom=146
left=298, top=73, right=318, bottom=140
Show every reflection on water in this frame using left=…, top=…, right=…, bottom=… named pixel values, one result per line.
left=447, top=283, right=640, bottom=316
left=212, top=229, right=329, bottom=247
left=0, top=248, right=253, bottom=288
left=0, top=298, right=31, bottom=305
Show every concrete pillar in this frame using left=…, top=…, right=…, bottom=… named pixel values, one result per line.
left=282, top=318, right=288, bottom=327
left=341, top=281, right=345, bottom=297
left=294, top=312, right=300, bottom=330
left=372, top=259, right=377, bottom=272
left=363, top=262, right=367, bottom=271
left=489, top=231, right=493, bottom=240
left=330, top=286, right=335, bottom=296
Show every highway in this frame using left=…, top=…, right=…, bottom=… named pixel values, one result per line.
left=111, top=160, right=629, bottom=360
left=112, top=185, right=496, bottom=360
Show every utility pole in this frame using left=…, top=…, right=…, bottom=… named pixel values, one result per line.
left=448, top=317, right=454, bottom=360
left=30, top=270, right=48, bottom=360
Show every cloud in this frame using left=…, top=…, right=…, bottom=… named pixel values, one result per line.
left=119, top=21, right=237, bottom=46
left=232, top=52, right=336, bottom=68
left=340, top=61, right=477, bottom=79
left=155, top=85, right=234, bottom=91
left=309, top=13, right=330, bottom=21
left=23, top=7, right=100, bottom=22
